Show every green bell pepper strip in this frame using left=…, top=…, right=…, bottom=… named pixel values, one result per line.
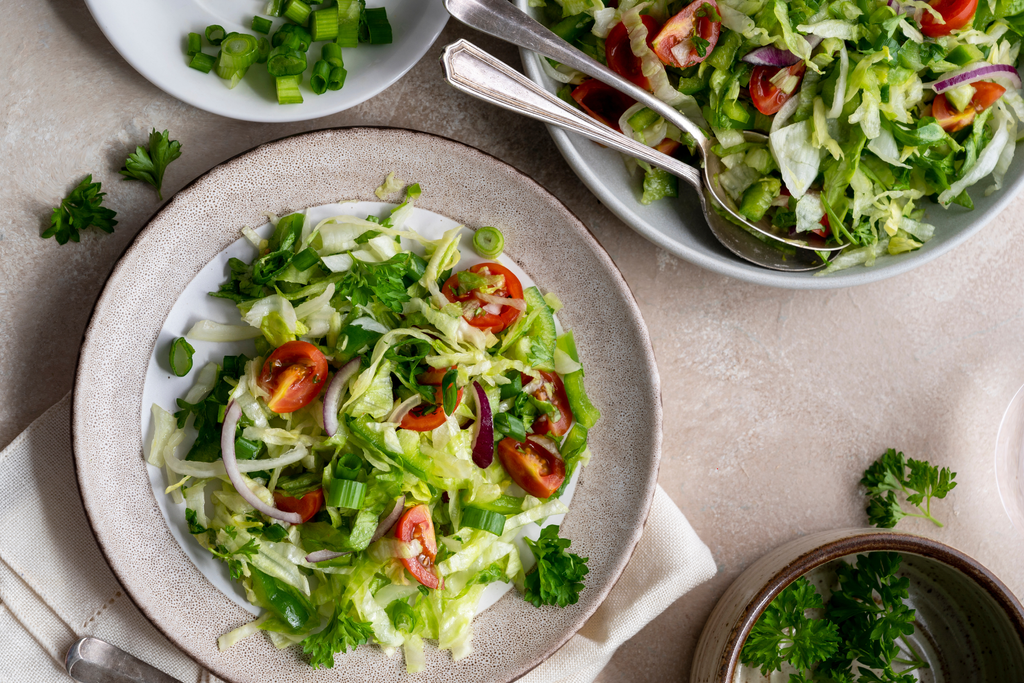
left=249, top=567, right=316, bottom=633
left=555, top=331, right=601, bottom=429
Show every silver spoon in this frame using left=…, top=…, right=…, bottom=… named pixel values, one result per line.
left=443, top=0, right=844, bottom=257
left=441, top=40, right=829, bottom=272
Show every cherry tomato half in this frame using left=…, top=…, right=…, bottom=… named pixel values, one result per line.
left=606, top=15, right=660, bottom=89
left=523, top=370, right=574, bottom=437
left=652, top=0, right=721, bottom=69
left=749, top=62, right=806, bottom=116
left=272, top=488, right=324, bottom=523
left=400, top=386, right=464, bottom=432
left=497, top=437, right=566, bottom=499
left=257, top=340, right=329, bottom=414
left=571, top=79, right=637, bottom=130
left=921, top=0, right=978, bottom=37
left=395, top=504, right=442, bottom=589
left=441, top=262, right=525, bottom=333
left=931, top=81, right=1006, bottom=132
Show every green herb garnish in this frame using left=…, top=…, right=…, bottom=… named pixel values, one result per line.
left=523, top=525, right=589, bottom=608
left=42, top=175, right=117, bottom=245
left=120, top=128, right=182, bottom=200
left=861, top=448, right=957, bottom=528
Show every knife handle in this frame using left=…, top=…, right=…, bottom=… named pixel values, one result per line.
left=65, top=637, right=185, bottom=683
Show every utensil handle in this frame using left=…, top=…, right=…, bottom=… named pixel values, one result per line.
left=443, top=0, right=709, bottom=147
left=65, top=637, right=185, bottom=683
left=440, top=40, right=702, bottom=191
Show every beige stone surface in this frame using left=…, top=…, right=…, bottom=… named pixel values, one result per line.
left=2, top=2, right=1022, bottom=682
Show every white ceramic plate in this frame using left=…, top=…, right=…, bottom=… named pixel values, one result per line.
left=84, top=0, right=449, bottom=122
left=513, top=0, right=1024, bottom=289
left=139, top=200, right=580, bottom=618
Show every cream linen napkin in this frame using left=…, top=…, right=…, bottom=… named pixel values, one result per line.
left=0, top=394, right=716, bottom=683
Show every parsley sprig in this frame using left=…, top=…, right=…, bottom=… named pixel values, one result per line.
left=42, top=175, right=118, bottom=245
left=120, top=128, right=182, bottom=200
left=861, top=449, right=957, bottom=528
left=302, top=607, right=374, bottom=669
left=741, top=553, right=928, bottom=683
left=523, top=525, right=589, bottom=608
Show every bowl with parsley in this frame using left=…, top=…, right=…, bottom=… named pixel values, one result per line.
left=691, top=529, right=1024, bottom=682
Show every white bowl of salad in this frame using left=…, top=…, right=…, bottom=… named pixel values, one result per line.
left=72, top=128, right=662, bottom=683
left=516, top=0, right=1024, bottom=287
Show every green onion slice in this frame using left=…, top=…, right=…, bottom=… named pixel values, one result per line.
left=284, top=0, right=312, bottom=26
left=188, top=52, right=216, bottom=73
left=461, top=506, right=506, bottom=535
left=267, top=46, right=307, bottom=77
left=494, top=412, right=526, bottom=442
left=256, top=37, right=271, bottom=64
left=169, top=337, right=195, bottom=377
left=265, top=0, right=285, bottom=17
left=322, top=43, right=343, bottom=68
left=328, top=65, right=347, bottom=91
left=473, top=226, right=504, bottom=259
left=310, top=7, right=339, bottom=41
left=187, top=32, right=202, bottom=56
left=310, top=59, right=331, bottom=95
left=335, top=452, right=363, bottom=480
left=216, top=33, right=260, bottom=80
left=327, top=478, right=366, bottom=509
left=291, top=247, right=320, bottom=271
left=251, top=15, right=273, bottom=34
left=362, top=7, right=393, bottom=45
left=205, top=25, right=226, bottom=46
left=276, top=75, right=303, bottom=105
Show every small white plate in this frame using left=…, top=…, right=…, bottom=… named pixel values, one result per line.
left=84, top=0, right=449, bottom=122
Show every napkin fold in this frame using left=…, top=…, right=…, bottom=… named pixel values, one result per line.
left=0, top=394, right=715, bottom=683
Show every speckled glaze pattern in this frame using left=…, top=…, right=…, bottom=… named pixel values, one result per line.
left=690, top=529, right=1024, bottom=683
left=71, top=128, right=662, bottom=683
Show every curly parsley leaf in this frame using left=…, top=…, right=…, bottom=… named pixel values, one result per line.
left=740, top=577, right=840, bottom=676
left=120, top=128, right=182, bottom=200
left=303, top=607, right=374, bottom=669
left=861, top=449, right=957, bottom=528
left=42, top=175, right=118, bottom=245
left=209, top=537, right=258, bottom=580
left=523, top=525, right=589, bottom=608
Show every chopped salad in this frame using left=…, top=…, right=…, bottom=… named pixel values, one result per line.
left=536, top=0, right=1024, bottom=272
left=147, top=179, right=600, bottom=670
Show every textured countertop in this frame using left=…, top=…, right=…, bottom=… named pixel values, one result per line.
left=3, top=3, right=1023, bottom=681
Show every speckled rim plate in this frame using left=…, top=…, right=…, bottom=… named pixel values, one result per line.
left=72, top=127, right=662, bottom=683
left=513, top=0, right=1024, bottom=289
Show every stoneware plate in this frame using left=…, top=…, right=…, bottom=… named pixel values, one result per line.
left=690, top=529, right=1024, bottom=682
left=512, top=0, right=1024, bottom=289
left=84, top=0, right=449, bottom=123
left=72, top=128, right=662, bottom=683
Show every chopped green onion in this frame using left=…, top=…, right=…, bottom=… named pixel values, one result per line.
left=284, top=0, right=312, bottom=26
left=336, top=0, right=360, bottom=47
left=265, top=0, right=285, bottom=17
left=494, top=412, right=526, bottom=441
left=472, top=226, right=504, bottom=259
left=291, top=247, right=320, bottom=270
left=461, top=506, right=506, bottom=535
left=234, top=436, right=261, bottom=460
left=335, top=452, right=362, bottom=480
left=256, top=37, right=271, bottom=64
left=189, top=52, right=217, bottom=73
left=362, top=7, right=392, bottom=44
left=215, top=33, right=260, bottom=81
left=187, top=32, right=202, bottom=56
left=205, top=25, right=226, bottom=46
left=327, top=478, right=366, bottom=509
left=442, top=367, right=459, bottom=416
left=310, top=7, right=339, bottom=41
left=461, top=493, right=523, bottom=515
left=272, top=24, right=312, bottom=51
left=322, top=43, right=343, bottom=67
left=251, top=16, right=273, bottom=34
left=267, top=46, right=307, bottom=77
left=276, top=75, right=303, bottom=104
left=169, top=337, right=195, bottom=377
left=310, top=59, right=331, bottom=95
left=328, top=65, right=347, bottom=91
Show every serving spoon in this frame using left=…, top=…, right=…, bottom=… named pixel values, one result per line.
left=441, top=40, right=830, bottom=272
left=443, top=0, right=844, bottom=263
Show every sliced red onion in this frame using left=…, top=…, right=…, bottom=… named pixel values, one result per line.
left=371, top=495, right=406, bottom=543
left=741, top=36, right=823, bottom=67
left=471, top=382, right=494, bottom=469
left=887, top=0, right=906, bottom=13
left=929, top=63, right=1022, bottom=93
left=322, top=357, right=361, bottom=437
left=475, top=293, right=527, bottom=311
left=221, top=402, right=302, bottom=525
left=305, top=549, right=350, bottom=563
left=387, top=394, right=422, bottom=425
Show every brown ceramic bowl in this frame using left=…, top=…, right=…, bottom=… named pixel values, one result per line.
left=72, top=128, right=662, bottom=682
left=691, top=528, right=1024, bottom=682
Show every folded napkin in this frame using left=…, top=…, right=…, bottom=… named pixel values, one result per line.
left=0, top=394, right=716, bottom=683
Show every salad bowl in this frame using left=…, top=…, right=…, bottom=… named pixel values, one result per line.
left=513, top=0, right=1024, bottom=289
left=72, top=127, right=662, bottom=682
